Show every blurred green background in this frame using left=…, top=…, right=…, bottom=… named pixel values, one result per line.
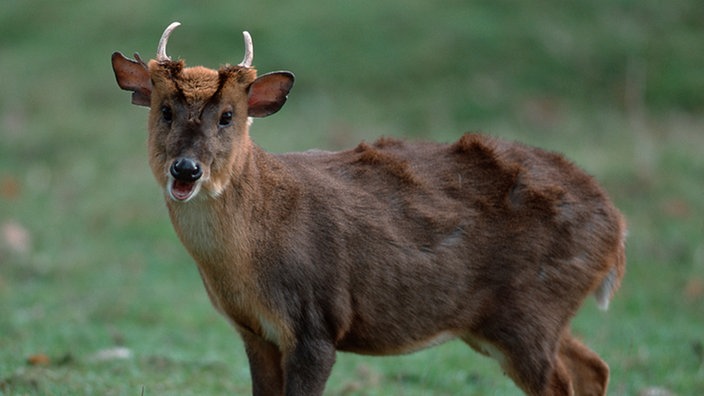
left=1, top=0, right=703, bottom=394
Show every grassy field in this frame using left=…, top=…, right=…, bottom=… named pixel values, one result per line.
left=1, top=0, right=703, bottom=394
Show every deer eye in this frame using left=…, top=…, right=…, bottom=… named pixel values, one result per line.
left=218, top=111, right=233, bottom=127
left=161, top=105, right=173, bottom=123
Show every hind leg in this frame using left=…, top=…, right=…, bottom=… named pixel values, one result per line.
left=463, top=326, right=574, bottom=396
left=498, top=339, right=573, bottom=396
left=558, top=330, right=609, bottom=396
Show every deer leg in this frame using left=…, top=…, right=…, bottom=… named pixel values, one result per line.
left=465, top=321, right=575, bottom=396
left=500, top=337, right=574, bottom=396
left=281, top=337, right=336, bottom=396
left=558, top=330, right=609, bottom=396
left=240, top=330, right=284, bottom=396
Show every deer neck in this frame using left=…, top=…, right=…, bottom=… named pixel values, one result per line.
left=164, top=145, right=299, bottom=269
left=164, top=146, right=300, bottom=341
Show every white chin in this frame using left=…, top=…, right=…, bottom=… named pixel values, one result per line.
left=167, top=177, right=203, bottom=202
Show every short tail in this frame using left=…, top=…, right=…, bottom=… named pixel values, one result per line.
left=594, top=222, right=627, bottom=311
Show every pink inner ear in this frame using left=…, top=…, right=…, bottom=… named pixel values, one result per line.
left=112, top=52, right=152, bottom=107
left=247, top=72, right=294, bottom=118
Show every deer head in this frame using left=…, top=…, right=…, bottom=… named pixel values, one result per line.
left=111, top=22, right=295, bottom=202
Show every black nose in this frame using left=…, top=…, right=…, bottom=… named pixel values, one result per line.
left=170, top=158, right=203, bottom=182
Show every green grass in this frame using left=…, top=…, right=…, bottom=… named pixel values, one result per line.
left=2, top=0, right=703, bottom=394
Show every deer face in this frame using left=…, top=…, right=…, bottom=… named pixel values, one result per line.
left=111, top=23, right=294, bottom=202
left=146, top=63, right=256, bottom=202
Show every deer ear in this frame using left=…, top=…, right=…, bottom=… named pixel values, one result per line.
left=247, top=71, right=295, bottom=117
left=111, top=51, right=152, bottom=107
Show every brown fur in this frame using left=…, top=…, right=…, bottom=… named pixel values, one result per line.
left=112, top=28, right=626, bottom=396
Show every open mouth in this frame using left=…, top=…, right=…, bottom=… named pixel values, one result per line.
left=167, top=178, right=201, bottom=202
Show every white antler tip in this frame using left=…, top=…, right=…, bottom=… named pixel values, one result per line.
left=238, top=31, right=254, bottom=67
left=157, top=21, right=182, bottom=61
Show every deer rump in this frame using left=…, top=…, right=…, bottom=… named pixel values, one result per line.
left=245, top=133, right=623, bottom=356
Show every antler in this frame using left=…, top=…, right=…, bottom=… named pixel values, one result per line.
left=238, top=31, right=254, bottom=67
left=157, top=22, right=181, bottom=62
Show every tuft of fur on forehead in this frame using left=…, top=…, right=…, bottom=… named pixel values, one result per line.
left=148, top=59, right=258, bottom=103
left=218, top=65, right=258, bottom=86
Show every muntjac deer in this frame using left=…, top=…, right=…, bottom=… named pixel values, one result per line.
left=111, top=22, right=626, bottom=396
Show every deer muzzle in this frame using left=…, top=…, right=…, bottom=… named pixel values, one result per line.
left=168, top=157, right=203, bottom=202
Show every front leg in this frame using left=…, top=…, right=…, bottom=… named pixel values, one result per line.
left=240, top=329, right=284, bottom=396
left=283, top=337, right=337, bottom=396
